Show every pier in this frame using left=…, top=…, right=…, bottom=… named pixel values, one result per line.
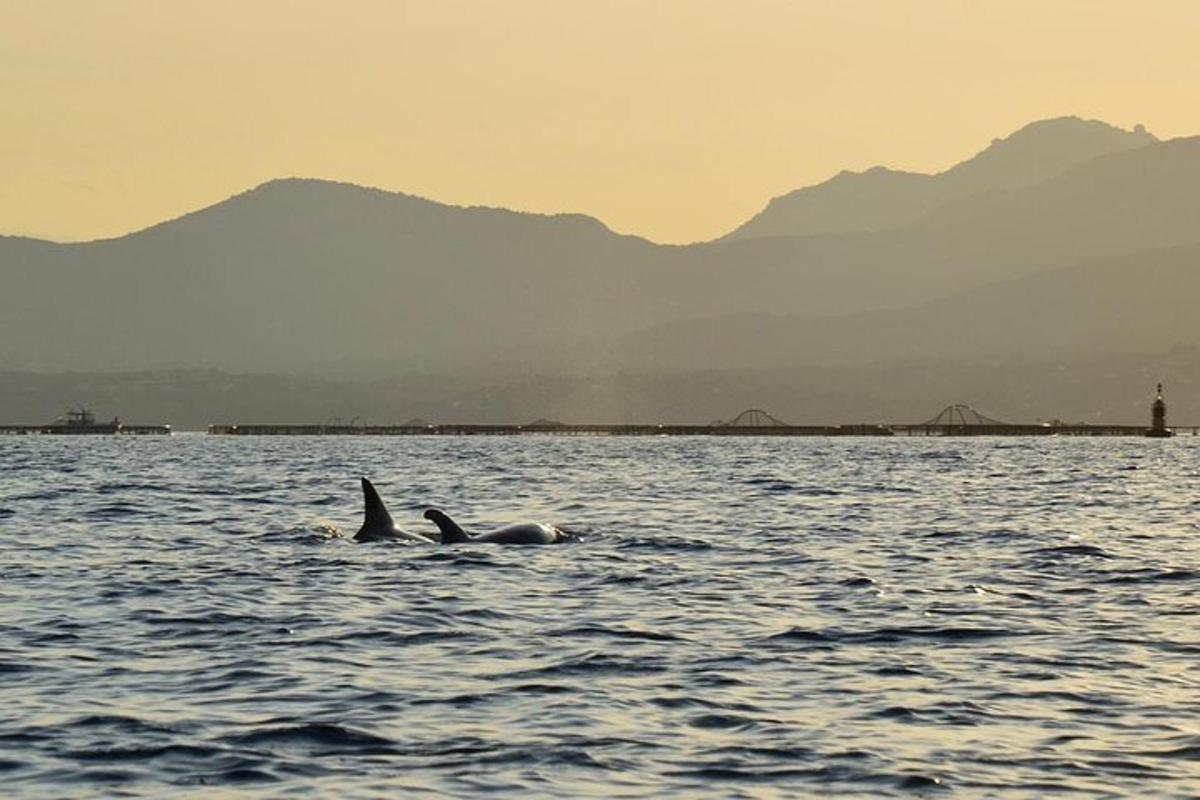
left=0, top=423, right=171, bottom=435
left=5, top=400, right=1189, bottom=438
left=205, top=422, right=1195, bottom=437
left=206, top=422, right=894, bottom=437
left=205, top=406, right=1197, bottom=437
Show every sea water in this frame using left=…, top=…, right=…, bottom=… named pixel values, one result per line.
left=2, top=434, right=1199, bottom=798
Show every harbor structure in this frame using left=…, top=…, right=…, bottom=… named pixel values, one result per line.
left=1145, top=383, right=1173, bottom=438
left=0, top=407, right=170, bottom=435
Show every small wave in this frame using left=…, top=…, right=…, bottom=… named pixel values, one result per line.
left=68, top=743, right=217, bottom=762
left=63, top=768, right=140, bottom=785
left=453, top=606, right=514, bottom=621
left=227, top=722, right=394, bottom=751
left=687, top=713, right=776, bottom=731
left=412, top=682, right=576, bottom=708
left=264, top=524, right=345, bottom=543
left=139, top=611, right=271, bottom=627
left=177, top=766, right=280, bottom=784
left=409, top=692, right=491, bottom=708
left=8, top=489, right=69, bottom=501
left=84, top=503, right=145, bottom=519
left=744, top=478, right=829, bottom=493
left=870, top=702, right=990, bottom=726
left=615, top=537, right=714, bottom=552
left=0, top=728, right=52, bottom=745
left=918, top=451, right=963, bottom=461
left=706, top=744, right=820, bottom=761
left=333, top=629, right=473, bottom=646
left=1138, top=738, right=1200, bottom=760
left=95, top=481, right=172, bottom=494
left=506, top=652, right=667, bottom=679
left=1084, top=758, right=1166, bottom=778
left=72, top=714, right=190, bottom=735
left=765, top=628, right=832, bottom=644
left=897, top=774, right=948, bottom=790
left=1109, top=569, right=1198, bottom=584
left=430, top=739, right=614, bottom=770
left=875, top=706, right=918, bottom=719
left=414, top=552, right=504, bottom=566
left=649, top=695, right=741, bottom=711
left=1030, top=544, right=1112, bottom=558
left=767, top=625, right=1021, bottom=645
left=873, top=665, right=923, bottom=677
left=504, top=682, right=576, bottom=696
left=988, top=689, right=1109, bottom=704
left=854, top=626, right=1020, bottom=644
left=549, top=624, right=685, bottom=642
left=584, top=573, right=647, bottom=587
left=666, top=765, right=828, bottom=783
left=674, top=670, right=748, bottom=689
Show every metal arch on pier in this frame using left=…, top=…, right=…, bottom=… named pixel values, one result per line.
left=918, top=404, right=1011, bottom=427
left=715, top=408, right=790, bottom=428
left=893, top=402, right=1057, bottom=436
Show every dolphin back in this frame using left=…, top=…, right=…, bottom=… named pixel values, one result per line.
left=474, top=523, right=564, bottom=545
left=424, top=508, right=473, bottom=543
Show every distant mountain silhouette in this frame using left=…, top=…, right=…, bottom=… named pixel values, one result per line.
left=723, top=117, right=1156, bottom=240
left=1, top=118, right=1199, bottom=424
left=0, top=179, right=658, bottom=371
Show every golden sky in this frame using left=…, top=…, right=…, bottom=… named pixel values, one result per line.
left=4, top=0, right=1199, bottom=243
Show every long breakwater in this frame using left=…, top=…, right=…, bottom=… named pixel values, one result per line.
left=205, top=422, right=1197, bottom=437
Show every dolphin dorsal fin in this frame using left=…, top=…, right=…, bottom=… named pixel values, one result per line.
left=424, top=508, right=472, bottom=543
left=358, top=477, right=396, bottom=536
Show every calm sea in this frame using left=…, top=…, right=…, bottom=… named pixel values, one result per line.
left=2, top=434, right=1199, bottom=798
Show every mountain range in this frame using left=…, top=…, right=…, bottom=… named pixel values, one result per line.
left=2, top=116, right=1197, bottom=426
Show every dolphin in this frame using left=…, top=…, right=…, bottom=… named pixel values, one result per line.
left=354, top=478, right=435, bottom=543
left=423, top=508, right=568, bottom=545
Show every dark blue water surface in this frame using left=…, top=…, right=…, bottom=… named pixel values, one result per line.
left=2, top=434, right=1200, bottom=798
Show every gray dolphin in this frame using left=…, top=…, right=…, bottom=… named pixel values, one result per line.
left=423, top=508, right=568, bottom=545
left=355, top=478, right=435, bottom=543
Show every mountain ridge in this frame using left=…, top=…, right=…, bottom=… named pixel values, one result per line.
left=723, top=116, right=1157, bottom=241
left=2, top=117, right=1157, bottom=249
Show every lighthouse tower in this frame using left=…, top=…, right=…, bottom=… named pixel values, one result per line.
left=1146, top=383, right=1173, bottom=438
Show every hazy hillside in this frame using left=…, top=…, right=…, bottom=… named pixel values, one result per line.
left=6, top=132, right=1200, bottom=376
left=2, top=117, right=1199, bottom=424
left=580, top=242, right=1200, bottom=373
left=0, top=180, right=659, bottom=372
left=2, top=350, right=1193, bottom=429
left=724, top=117, right=1156, bottom=241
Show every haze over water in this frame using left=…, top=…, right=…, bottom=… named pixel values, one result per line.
left=3, top=434, right=1199, bottom=797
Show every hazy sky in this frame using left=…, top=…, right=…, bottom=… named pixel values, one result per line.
left=4, top=0, right=1199, bottom=243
